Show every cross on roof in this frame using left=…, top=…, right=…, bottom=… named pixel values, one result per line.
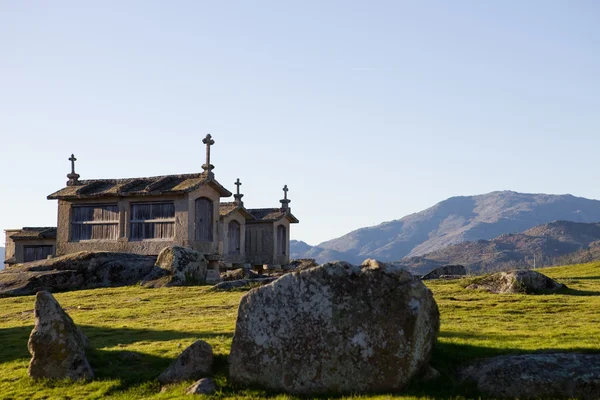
left=202, top=134, right=215, bottom=174
left=69, top=154, right=77, bottom=174
left=283, top=184, right=289, bottom=200
left=235, top=178, right=242, bottom=196
left=66, top=153, right=81, bottom=186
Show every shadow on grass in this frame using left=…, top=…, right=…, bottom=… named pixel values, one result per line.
left=5, top=326, right=600, bottom=399
left=563, top=276, right=600, bottom=281
left=0, top=324, right=232, bottom=364
left=559, top=287, right=600, bottom=296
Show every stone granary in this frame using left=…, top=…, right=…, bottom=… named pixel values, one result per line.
left=3, top=227, right=57, bottom=266
left=4, top=135, right=299, bottom=271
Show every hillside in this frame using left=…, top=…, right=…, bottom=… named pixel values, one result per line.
left=1, top=262, right=599, bottom=398
left=397, top=220, right=600, bottom=274
left=293, top=191, right=600, bottom=264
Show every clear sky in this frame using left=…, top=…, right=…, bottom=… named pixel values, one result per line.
left=1, top=1, right=599, bottom=246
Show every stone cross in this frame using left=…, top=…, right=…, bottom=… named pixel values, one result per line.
left=234, top=178, right=244, bottom=204
left=69, top=154, right=77, bottom=174
left=66, top=153, right=81, bottom=186
left=280, top=185, right=290, bottom=210
left=202, top=134, right=215, bottom=174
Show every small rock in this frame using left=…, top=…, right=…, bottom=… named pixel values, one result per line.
left=185, top=377, right=217, bottom=395
left=421, top=265, right=466, bottom=280
left=467, top=270, right=565, bottom=294
left=28, top=291, right=93, bottom=380
left=119, top=351, right=142, bottom=362
left=419, top=365, right=441, bottom=381
left=157, top=340, right=213, bottom=384
left=210, top=277, right=277, bottom=291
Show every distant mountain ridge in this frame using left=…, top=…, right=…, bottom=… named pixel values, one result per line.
left=0, top=247, right=4, bottom=271
left=291, top=191, right=600, bottom=264
left=396, top=220, right=600, bottom=274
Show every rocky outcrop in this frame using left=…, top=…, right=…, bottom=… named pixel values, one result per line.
left=286, top=258, right=318, bottom=271
left=229, top=259, right=439, bottom=395
left=461, top=353, right=600, bottom=399
left=142, top=246, right=208, bottom=288
left=28, top=291, right=93, bottom=380
left=466, top=270, right=565, bottom=294
left=421, top=265, right=466, bottom=280
left=211, top=277, right=277, bottom=291
left=185, top=377, right=217, bottom=395
left=220, top=268, right=266, bottom=282
left=157, top=340, right=213, bottom=384
left=0, top=252, right=156, bottom=297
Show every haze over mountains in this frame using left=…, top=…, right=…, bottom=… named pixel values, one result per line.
left=291, top=191, right=600, bottom=265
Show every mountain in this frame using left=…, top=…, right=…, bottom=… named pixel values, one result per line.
left=0, top=247, right=4, bottom=271
left=294, top=191, right=600, bottom=264
left=396, top=220, right=600, bottom=274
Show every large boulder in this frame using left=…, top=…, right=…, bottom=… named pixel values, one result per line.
left=461, top=353, right=600, bottom=399
left=228, top=259, right=440, bottom=395
left=421, top=265, right=466, bottom=280
left=28, top=291, right=93, bottom=380
left=157, top=340, right=213, bottom=384
left=466, top=270, right=565, bottom=294
left=0, top=252, right=156, bottom=297
left=142, top=246, right=208, bottom=288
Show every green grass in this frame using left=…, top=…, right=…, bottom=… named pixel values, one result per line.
left=2, top=262, right=600, bottom=399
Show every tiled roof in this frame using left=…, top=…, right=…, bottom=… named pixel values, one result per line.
left=247, top=208, right=299, bottom=223
left=47, top=173, right=232, bottom=200
left=219, top=202, right=239, bottom=217
left=219, top=202, right=255, bottom=220
left=9, top=227, right=57, bottom=240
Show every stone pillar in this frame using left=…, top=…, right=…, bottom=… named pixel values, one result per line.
left=205, top=255, right=221, bottom=284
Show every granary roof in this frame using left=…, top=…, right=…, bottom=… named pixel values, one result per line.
left=219, top=202, right=255, bottom=220
left=247, top=208, right=299, bottom=223
left=47, top=173, right=232, bottom=200
left=8, top=227, right=57, bottom=240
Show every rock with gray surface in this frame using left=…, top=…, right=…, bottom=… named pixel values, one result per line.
left=228, top=259, right=440, bottom=395
left=466, top=270, right=565, bottom=294
left=421, top=265, right=466, bottom=280
left=157, top=340, right=213, bottom=384
left=185, top=377, right=217, bottom=395
left=461, top=353, right=600, bottom=399
left=220, top=268, right=266, bottom=281
left=28, top=291, right=93, bottom=380
left=211, top=277, right=277, bottom=291
left=0, top=251, right=156, bottom=297
left=142, top=246, right=208, bottom=288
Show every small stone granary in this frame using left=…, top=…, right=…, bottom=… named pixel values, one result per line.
left=3, top=227, right=57, bottom=266
left=4, top=135, right=298, bottom=272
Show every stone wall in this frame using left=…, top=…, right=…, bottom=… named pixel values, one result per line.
left=55, top=186, right=222, bottom=257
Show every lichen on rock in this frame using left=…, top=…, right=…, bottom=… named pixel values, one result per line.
left=28, top=291, right=93, bottom=380
left=229, top=259, right=440, bottom=395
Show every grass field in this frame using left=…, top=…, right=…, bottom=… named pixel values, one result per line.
left=1, top=262, right=600, bottom=399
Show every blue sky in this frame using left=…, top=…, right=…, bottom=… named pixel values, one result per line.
left=1, top=1, right=599, bottom=246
